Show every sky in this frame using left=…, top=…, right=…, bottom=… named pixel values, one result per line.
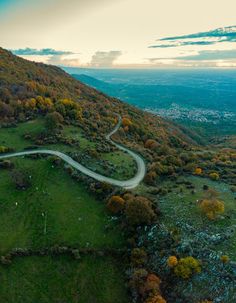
left=0, top=0, right=236, bottom=68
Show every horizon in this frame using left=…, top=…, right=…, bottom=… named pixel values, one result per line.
left=0, top=0, right=236, bottom=68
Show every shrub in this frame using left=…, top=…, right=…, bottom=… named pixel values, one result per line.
left=194, top=167, right=202, bottom=175
left=107, top=195, right=125, bottom=214
left=142, top=274, right=161, bottom=296
left=167, top=256, right=178, bottom=268
left=174, top=256, right=201, bottom=279
left=122, top=117, right=132, bottom=127
left=145, top=171, right=157, bottom=185
left=45, top=111, right=64, bottom=131
left=145, top=295, right=166, bottom=303
left=199, top=190, right=224, bottom=220
left=11, top=169, right=31, bottom=190
left=220, top=255, right=229, bottom=263
left=125, top=196, right=156, bottom=226
left=131, top=248, right=147, bottom=267
left=145, top=139, right=159, bottom=150
left=209, top=172, right=220, bottom=180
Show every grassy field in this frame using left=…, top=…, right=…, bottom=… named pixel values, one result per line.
left=0, top=156, right=128, bottom=301
left=0, top=119, right=136, bottom=179
left=159, top=176, right=236, bottom=258
left=0, top=158, right=125, bottom=254
left=0, top=255, right=129, bottom=303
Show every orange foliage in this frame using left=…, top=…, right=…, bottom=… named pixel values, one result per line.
left=145, top=139, right=159, bottom=150
left=220, top=255, right=229, bottom=263
left=145, top=295, right=167, bottom=303
left=122, top=117, right=132, bottom=127
left=194, top=167, right=202, bottom=175
left=167, top=256, right=178, bottom=268
left=107, top=195, right=125, bottom=214
left=140, top=273, right=161, bottom=297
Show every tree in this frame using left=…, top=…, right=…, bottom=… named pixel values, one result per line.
left=0, top=101, right=14, bottom=118
left=107, top=195, right=125, bottom=214
left=11, top=169, right=31, bottom=190
left=131, top=248, right=147, bottom=267
left=209, top=172, right=220, bottom=180
left=45, top=111, right=64, bottom=132
left=145, top=139, right=159, bottom=150
left=167, top=256, right=178, bottom=268
left=194, top=167, right=202, bottom=175
left=145, top=295, right=166, bottom=303
left=199, top=189, right=224, bottom=220
left=122, top=117, right=132, bottom=127
left=144, top=171, right=157, bottom=185
left=174, top=256, right=201, bottom=279
left=125, top=196, right=156, bottom=225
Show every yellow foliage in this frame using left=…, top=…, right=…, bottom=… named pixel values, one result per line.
left=167, top=256, right=178, bottom=268
left=200, top=198, right=224, bottom=220
left=209, top=172, right=220, bottom=180
left=174, top=256, right=201, bottom=279
left=122, top=117, right=132, bottom=127
left=220, top=255, right=230, bottom=263
left=194, top=167, right=202, bottom=175
left=145, top=295, right=167, bottom=303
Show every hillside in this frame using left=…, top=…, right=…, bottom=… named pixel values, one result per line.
left=0, top=48, right=236, bottom=303
left=0, top=47, right=195, bottom=148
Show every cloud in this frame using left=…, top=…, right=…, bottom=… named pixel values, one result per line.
left=90, top=51, right=122, bottom=67
left=11, top=47, right=75, bottom=56
left=47, top=54, right=81, bottom=67
left=172, top=49, right=236, bottom=60
left=149, top=49, right=236, bottom=61
left=150, top=25, right=236, bottom=48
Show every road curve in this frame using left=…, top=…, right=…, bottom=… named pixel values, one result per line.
left=0, top=115, right=146, bottom=189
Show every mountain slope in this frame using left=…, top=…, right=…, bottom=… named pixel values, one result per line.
left=0, top=47, right=196, bottom=152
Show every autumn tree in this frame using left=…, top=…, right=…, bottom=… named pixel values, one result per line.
left=167, top=256, right=178, bottom=268
left=209, top=172, right=220, bottom=181
left=145, top=139, right=159, bottom=150
left=107, top=195, right=125, bottom=214
left=199, top=189, right=224, bottom=220
left=173, top=256, right=201, bottom=279
left=122, top=117, right=132, bottom=127
left=145, top=295, right=167, bottom=303
left=125, top=196, right=156, bottom=226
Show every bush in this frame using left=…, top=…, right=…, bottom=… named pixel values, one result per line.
left=45, top=111, right=64, bottom=131
left=220, top=255, right=229, bottom=263
left=125, top=196, right=156, bottom=226
left=209, top=172, right=220, bottom=180
left=145, top=139, right=159, bottom=150
left=107, top=195, right=125, bottom=214
left=199, top=190, right=224, bottom=220
left=145, top=295, right=166, bottom=303
left=167, top=256, right=178, bottom=268
left=11, top=169, right=31, bottom=190
left=131, top=248, right=147, bottom=267
left=194, top=167, right=202, bottom=175
left=174, top=256, right=201, bottom=279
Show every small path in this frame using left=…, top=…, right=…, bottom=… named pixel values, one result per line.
left=0, top=115, right=146, bottom=189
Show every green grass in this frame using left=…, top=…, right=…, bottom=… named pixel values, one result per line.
left=0, top=158, right=125, bottom=254
left=159, top=176, right=236, bottom=258
left=0, top=255, right=129, bottom=303
left=0, top=119, right=135, bottom=180
left=0, top=119, right=45, bottom=150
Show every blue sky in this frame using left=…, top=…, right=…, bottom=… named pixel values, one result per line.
left=0, top=0, right=236, bottom=68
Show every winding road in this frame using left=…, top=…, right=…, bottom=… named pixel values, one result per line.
left=0, top=115, right=146, bottom=189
